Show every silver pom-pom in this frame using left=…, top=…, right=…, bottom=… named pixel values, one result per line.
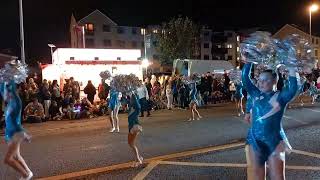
left=99, top=70, right=112, bottom=79
left=110, top=74, right=141, bottom=93
left=182, top=73, right=201, bottom=84
left=240, top=31, right=277, bottom=65
left=0, top=60, right=28, bottom=83
left=229, top=69, right=242, bottom=84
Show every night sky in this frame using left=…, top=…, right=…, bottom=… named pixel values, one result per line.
left=0, top=0, right=318, bottom=63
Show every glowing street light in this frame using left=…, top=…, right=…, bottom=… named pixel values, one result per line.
left=309, top=4, right=319, bottom=41
left=142, top=58, right=150, bottom=76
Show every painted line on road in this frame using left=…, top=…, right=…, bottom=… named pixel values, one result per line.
left=304, top=108, right=320, bottom=113
left=291, top=149, right=320, bottom=159
left=287, top=165, right=320, bottom=171
left=38, top=142, right=245, bottom=180
left=160, top=161, right=247, bottom=168
left=133, top=161, right=160, bottom=180
left=283, top=115, right=307, bottom=125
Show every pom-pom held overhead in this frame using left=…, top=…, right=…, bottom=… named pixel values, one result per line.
left=182, top=73, right=201, bottom=84
left=240, top=32, right=316, bottom=74
left=110, top=74, right=141, bottom=93
left=99, top=70, right=112, bottom=80
left=229, top=69, right=242, bottom=84
left=0, top=60, right=28, bottom=83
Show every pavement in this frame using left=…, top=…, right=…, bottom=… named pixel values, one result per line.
left=0, top=97, right=318, bottom=180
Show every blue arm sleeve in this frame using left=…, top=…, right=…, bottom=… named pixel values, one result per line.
left=0, top=83, right=4, bottom=97
left=246, top=95, right=253, bottom=113
left=279, top=76, right=298, bottom=104
left=242, top=63, right=260, bottom=98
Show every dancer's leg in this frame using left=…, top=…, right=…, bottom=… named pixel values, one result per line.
left=128, top=132, right=142, bottom=165
left=4, top=142, right=29, bottom=178
left=268, top=142, right=286, bottom=180
left=114, top=106, right=120, bottom=132
left=245, top=145, right=266, bottom=180
left=240, top=96, right=244, bottom=114
left=15, top=143, right=32, bottom=177
left=109, top=109, right=115, bottom=132
left=194, top=106, right=202, bottom=120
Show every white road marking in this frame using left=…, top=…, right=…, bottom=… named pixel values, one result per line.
left=160, top=161, right=247, bottom=168
left=304, top=108, right=320, bottom=113
left=283, top=115, right=307, bottom=125
left=133, top=161, right=160, bottom=180
left=291, top=149, right=320, bottom=159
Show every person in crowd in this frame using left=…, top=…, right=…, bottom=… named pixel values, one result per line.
left=24, top=98, right=45, bottom=123
left=72, top=81, right=80, bottom=100
left=80, top=97, right=92, bottom=118
left=136, top=81, right=150, bottom=117
left=229, top=81, right=236, bottom=102
left=40, top=79, right=51, bottom=120
left=84, top=80, right=96, bottom=104
left=144, top=78, right=152, bottom=113
left=224, top=70, right=231, bottom=100
left=51, top=80, right=61, bottom=107
left=49, top=101, right=62, bottom=120
left=128, top=92, right=143, bottom=167
left=108, top=90, right=121, bottom=132
left=178, top=83, right=188, bottom=109
left=166, top=80, right=173, bottom=110
left=202, top=72, right=213, bottom=105
left=73, top=100, right=82, bottom=119
left=188, top=81, right=202, bottom=121
left=98, top=99, right=108, bottom=116
left=242, top=62, right=298, bottom=180
left=1, top=80, right=33, bottom=180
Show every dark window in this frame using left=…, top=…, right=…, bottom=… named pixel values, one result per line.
left=316, top=39, right=319, bottom=44
left=117, top=57, right=121, bottom=60
left=132, top=41, right=138, bottom=48
left=86, top=38, right=95, bottom=47
left=203, top=31, right=209, bottom=36
left=227, top=32, right=233, bottom=37
left=132, top=28, right=137, bottom=35
left=103, top=39, right=112, bottom=47
left=94, top=57, right=99, bottom=60
left=103, top=24, right=111, bottom=32
left=153, top=41, right=158, bottom=47
left=70, top=57, right=75, bottom=60
left=204, top=55, right=209, bottom=60
left=153, top=54, right=159, bottom=59
left=117, top=27, right=124, bottom=34
left=203, top=43, right=209, bottom=48
left=315, top=49, right=318, bottom=56
left=117, top=40, right=125, bottom=48
left=312, top=38, right=315, bottom=44
left=228, top=56, right=233, bottom=60
left=141, top=42, right=144, bottom=47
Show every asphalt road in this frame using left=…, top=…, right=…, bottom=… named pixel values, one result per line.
left=0, top=102, right=319, bottom=179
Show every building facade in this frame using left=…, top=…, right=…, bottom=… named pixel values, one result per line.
left=70, top=10, right=145, bottom=56
left=199, top=28, right=240, bottom=67
left=273, top=24, right=320, bottom=66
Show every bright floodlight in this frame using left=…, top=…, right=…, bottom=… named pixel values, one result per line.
left=48, top=44, right=56, bottom=48
left=142, top=58, right=149, bottom=68
left=310, top=4, right=319, bottom=12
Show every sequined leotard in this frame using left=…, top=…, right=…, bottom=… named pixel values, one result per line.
left=242, top=63, right=298, bottom=165
left=189, top=82, right=198, bottom=104
left=109, top=89, right=120, bottom=111
left=0, top=81, right=24, bottom=142
left=128, top=93, right=141, bottom=132
left=234, top=82, right=244, bottom=100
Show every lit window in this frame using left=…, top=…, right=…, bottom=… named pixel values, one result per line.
left=237, top=36, right=240, bottom=42
left=237, top=47, right=240, bottom=52
left=217, top=45, right=222, bottom=48
left=85, top=23, right=94, bottom=31
left=227, top=44, right=233, bottom=49
left=237, top=57, right=240, bottom=60
left=141, top=28, right=146, bottom=35
left=153, top=29, right=158, bottom=33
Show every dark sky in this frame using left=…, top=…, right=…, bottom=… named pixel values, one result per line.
left=0, top=0, right=318, bottom=63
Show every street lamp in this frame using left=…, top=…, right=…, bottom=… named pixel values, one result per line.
left=142, top=58, right=149, bottom=76
left=309, top=4, right=319, bottom=41
left=141, top=28, right=147, bottom=60
left=19, top=0, right=25, bottom=64
left=48, top=44, right=56, bottom=64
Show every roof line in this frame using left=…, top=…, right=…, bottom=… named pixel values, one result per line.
left=77, top=9, right=118, bottom=25
left=273, top=24, right=320, bottom=38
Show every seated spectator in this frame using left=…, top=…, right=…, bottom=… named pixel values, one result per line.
left=98, top=99, right=108, bottom=115
left=24, top=98, right=45, bottom=123
left=80, top=98, right=92, bottom=118
left=90, top=102, right=100, bottom=117
left=49, top=101, right=62, bottom=120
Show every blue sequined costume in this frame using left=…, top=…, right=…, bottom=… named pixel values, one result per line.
left=128, top=93, right=141, bottom=132
left=234, top=82, right=244, bottom=100
left=189, top=82, right=198, bottom=105
left=109, top=89, right=120, bottom=111
left=0, top=81, right=24, bottom=142
left=242, top=63, right=298, bottom=165
left=246, top=95, right=253, bottom=114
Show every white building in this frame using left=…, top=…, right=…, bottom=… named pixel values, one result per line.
left=42, top=48, right=143, bottom=88
left=70, top=10, right=145, bottom=57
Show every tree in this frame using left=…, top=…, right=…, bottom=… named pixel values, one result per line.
left=157, top=17, right=200, bottom=65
